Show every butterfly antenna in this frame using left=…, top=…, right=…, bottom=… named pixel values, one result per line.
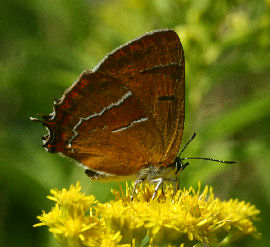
left=181, top=157, right=237, bottom=164
left=178, top=132, right=238, bottom=164
left=178, top=132, right=197, bottom=156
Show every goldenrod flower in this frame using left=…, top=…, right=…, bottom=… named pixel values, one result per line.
left=34, top=182, right=260, bottom=247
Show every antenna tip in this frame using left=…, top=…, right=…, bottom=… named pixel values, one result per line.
left=225, top=160, right=238, bottom=164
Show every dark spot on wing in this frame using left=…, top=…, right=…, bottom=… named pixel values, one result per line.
left=158, top=95, right=175, bottom=101
left=85, top=169, right=98, bottom=177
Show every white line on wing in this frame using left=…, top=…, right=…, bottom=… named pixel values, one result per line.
left=67, top=90, right=132, bottom=147
left=112, top=117, right=148, bottom=133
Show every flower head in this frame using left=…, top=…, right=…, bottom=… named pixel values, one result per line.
left=34, top=182, right=260, bottom=247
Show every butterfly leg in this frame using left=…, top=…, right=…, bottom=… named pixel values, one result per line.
left=174, top=159, right=190, bottom=194
left=131, top=179, right=143, bottom=201
left=151, top=178, right=163, bottom=199
left=151, top=178, right=177, bottom=199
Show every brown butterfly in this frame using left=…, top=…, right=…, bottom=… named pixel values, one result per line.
left=31, top=29, right=236, bottom=199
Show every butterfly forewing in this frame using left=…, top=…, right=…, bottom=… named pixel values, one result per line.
left=97, top=30, right=185, bottom=164
left=36, top=29, right=185, bottom=176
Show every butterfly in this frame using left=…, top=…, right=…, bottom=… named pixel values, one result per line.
left=31, top=29, right=236, bottom=199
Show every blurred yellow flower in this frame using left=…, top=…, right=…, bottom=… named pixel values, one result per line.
left=34, top=182, right=260, bottom=247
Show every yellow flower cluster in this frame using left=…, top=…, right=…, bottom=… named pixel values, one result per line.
left=34, top=182, right=123, bottom=246
left=34, top=182, right=260, bottom=247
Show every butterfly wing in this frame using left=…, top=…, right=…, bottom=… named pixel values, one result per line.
left=97, top=29, right=185, bottom=164
left=33, top=29, right=184, bottom=176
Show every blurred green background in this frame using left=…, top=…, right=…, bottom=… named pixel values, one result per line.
left=1, top=0, right=270, bottom=246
